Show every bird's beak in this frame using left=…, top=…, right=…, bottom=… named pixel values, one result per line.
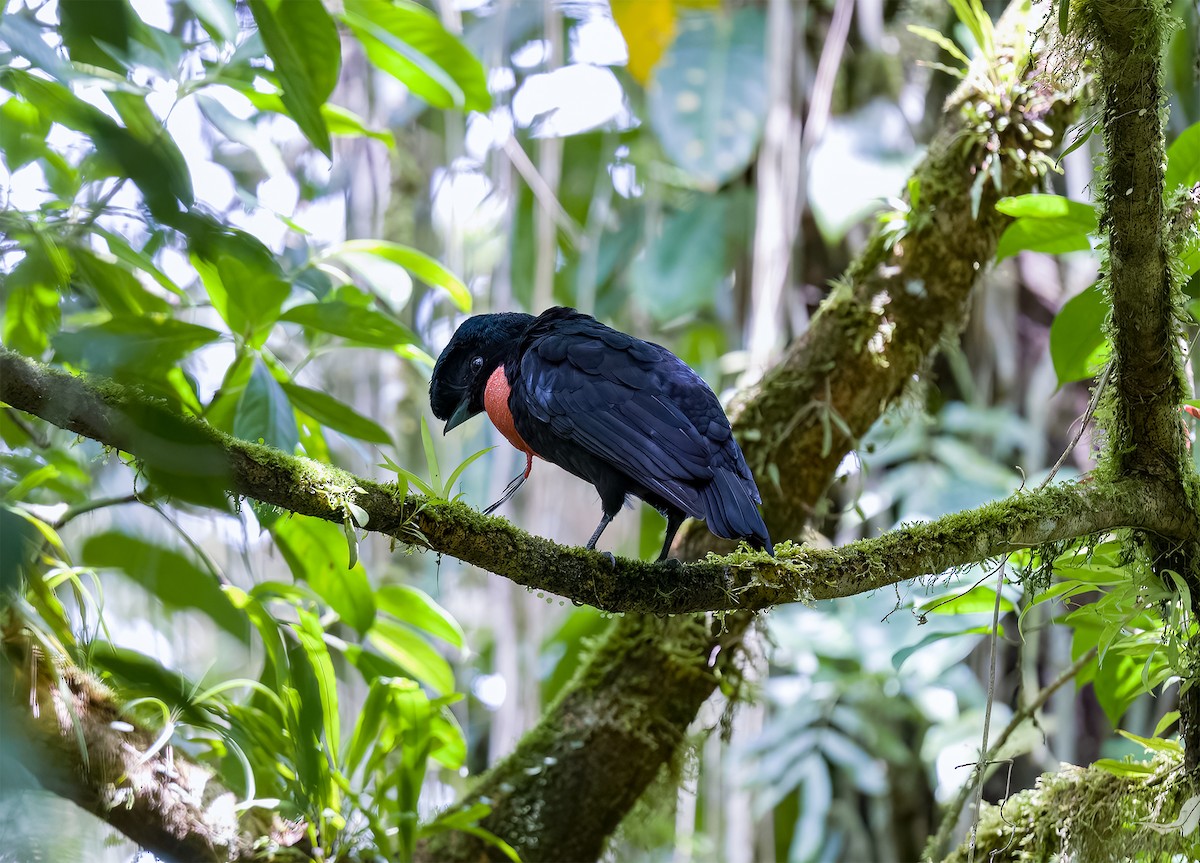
left=444, top=398, right=474, bottom=435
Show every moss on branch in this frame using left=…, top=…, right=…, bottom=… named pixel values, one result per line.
left=6, top=349, right=1189, bottom=616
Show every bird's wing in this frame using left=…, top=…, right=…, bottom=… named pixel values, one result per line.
left=515, top=321, right=718, bottom=517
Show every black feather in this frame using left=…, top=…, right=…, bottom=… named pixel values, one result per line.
left=429, top=306, right=774, bottom=560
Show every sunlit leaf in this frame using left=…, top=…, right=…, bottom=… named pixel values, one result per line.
left=192, top=230, right=291, bottom=348
left=280, top=381, right=392, bottom=445
left=367, top=618, right=454, bottom=694
left=377, top=584, right=465, bottom=650
left=342, top=0, right=490, bottom=113
left=293, top=609, right=340, bottom=766
left=248, top=0, right=341, bottom=157
left=280, top=300, right=417, bottom=347
left=319, top=240, right=470, bottom=312
left=271, top=515, right=376, bottom=633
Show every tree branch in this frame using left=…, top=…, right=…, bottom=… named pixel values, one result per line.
left=0, top=620, right=307, bottom=862
left=7, top=349, right=1188, bottom=616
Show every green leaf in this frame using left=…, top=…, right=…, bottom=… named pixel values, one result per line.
left=1165, top=121, right=1200, bottom=192
left=344, top=676, right=390, bottom=775
left=248, top=0, right=341, bottom=157
left=995, top=195, right=1097, bottom=260
left=0, top=96, right=51, bottom=169
left=995, top=195, right=1098, bottom=226
left=53, top=317, right=222, bottom=376
left=1117, top=729, right=1183, bottom=754
left=280, top=300, right=417, bottom=347
left=1050, top=284, right=1110, bottom=386
left=3, top=253, right=65, bottom=356
left=1093, top=758, right=1156, bottom=777
left=271, top=515, right=376, bottom=633
left=192, top=230, right=291, bottom=348
left=319, top=240, right=470, bottom=312
left=234, top=360, right=299, bottom=452
left=81, top=531, right=248, bottom=641
left=443, top=446, right=494, bottom=498
left=280, top=381, right=392, bottom=445
left=647, top=8, right=767, bottom=188
left=377, top=584, right=465, bottom=649
left=293, top=609, right=340, bottom=766
left=320, top=103, right=396, bottom=145
left=367, top=618, right=455, bottom=694
left=419, top=416, right=444, bottom=498
left=918, top=585, right=1015, bottom=616
left=342, top=0, right=491, bottom=113
left=71, top=248, right=171, bottom=316
left=58, top=0, right=133, bottom=72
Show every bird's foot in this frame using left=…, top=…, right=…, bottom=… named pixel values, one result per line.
left=599, top=550, right=617, bottom=568
left=657, top=556, right=684, bottom=572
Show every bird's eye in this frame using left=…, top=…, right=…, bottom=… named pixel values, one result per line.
left=470, top=356, right=484, bottom=370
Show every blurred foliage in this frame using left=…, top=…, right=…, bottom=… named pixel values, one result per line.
left=0, top=0, right=1198, bottom=861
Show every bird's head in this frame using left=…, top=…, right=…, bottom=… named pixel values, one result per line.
left=430, top=312, right=536, bottom=434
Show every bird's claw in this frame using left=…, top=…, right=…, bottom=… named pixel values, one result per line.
left=600, top=551, right=617, bottom=568
left=658, top=557, right=684, bottom=572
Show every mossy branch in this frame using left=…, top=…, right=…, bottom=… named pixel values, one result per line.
left=0, top=621, right=309, bottom=862
left=6, top=348, right=1189, bottom=615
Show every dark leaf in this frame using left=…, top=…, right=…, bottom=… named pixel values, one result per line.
left=234, top=360, right=299, bottom=452
left=280, top=300, right=417, bottom=347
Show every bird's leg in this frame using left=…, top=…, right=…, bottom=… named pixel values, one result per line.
left=484, top=452, right=533, bottom=515
left=585, top=512, right=615, bottom=551
left=656, top=511, right=685, bottom=566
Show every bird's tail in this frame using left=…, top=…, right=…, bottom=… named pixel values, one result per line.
left=703, top=468, right=775, bottom=556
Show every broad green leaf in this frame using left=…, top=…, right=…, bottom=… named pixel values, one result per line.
left=248, top=0, right=341, bottom=157
left=280, top=381, right=392, bottom=445
left=234, top=360, right=299, bottom=452
left=205, top=350, right=256, bottom=433
left=191, top=230, right=291, bottom=348
left=58, top=0, right=133, bottom=72
left=280, top=300, right=417, bottom=347
left=342, top=0, right=491, bottom=113
left=0, top=71, right=193, bottom=219
left=94, top=228, right=186, bottom=299
left=377, top=584, right=465, bottom=649
left=319, top=240, right=470, bottom=311
left=53, top=317, right=221, bottom=376
left=294, top=609, right=340, bottom=766
left=647, top=8, right=767, bottom=188
left=81, top=531, right=248, bottom=640
left=1117, top=729, right=1183, bottom=754
left=996, top=215, right=1095, bottom=260
left=367, top=618, right=455, bottom=694
left=1165, top=121, right=1200, bottom=192
left=1050, top=284, right=1110, bottom=386
left=271, top=515, right=376, bottom=633
left=995, top=194, right=1098, bottom=226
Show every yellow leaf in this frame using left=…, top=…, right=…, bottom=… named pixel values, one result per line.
left=612, top=0, right=676, bottom=85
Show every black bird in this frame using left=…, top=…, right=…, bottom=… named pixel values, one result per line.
left=429, top=307, right=773, bottom=562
